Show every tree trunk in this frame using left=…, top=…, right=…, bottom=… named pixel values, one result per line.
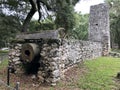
left=21, top=0, right=38, bottom=32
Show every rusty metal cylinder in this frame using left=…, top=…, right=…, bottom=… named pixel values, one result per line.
left=21, top=43, right=40, bottom=62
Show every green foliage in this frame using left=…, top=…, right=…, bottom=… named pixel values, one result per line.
left=71, top=13, right=89, bottom=40
left=29, top=22, right=55, bottom=31
left=0, top=0, right=89, bottom=46
left=29, top=0, right=80, bottom=35
left=0, top=0, right=80, bottom=46
left=29, top=18, right=55, bottom=31
left=0, top=0, right=79, bottom=33
left=0, top=14, right=21, bottom=48
left=105, top=0, right=120, bottom=49
left=112, top=49, right=120, bottom=53
left=0, top=50, right=9, bottom=54
left=77, top=57, right=120, bottom=89
left=111, top=18, right=120, bottom=48
left=55, top=5, right=76, bottom=35
left=53, top=0, right=79, bottom=36
left=0, top=0, right=30, bottom=20
left=0, top=60, right=8, bottom=69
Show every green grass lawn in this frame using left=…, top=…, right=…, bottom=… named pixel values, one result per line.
left=0, top=50, right=9, bottom=54
left=0, top=59, right=8, bottom=69
left=77, top=57, right=120, bottom=90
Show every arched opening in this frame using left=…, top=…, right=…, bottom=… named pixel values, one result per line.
left=25, top=50, right=30, bottom=56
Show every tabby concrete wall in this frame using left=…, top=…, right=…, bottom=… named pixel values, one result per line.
left=8, top=3, right=110, bottom=86
left=60, top=40, right=102, bottom=69
left=9, top=39, right=102, bottom=85
left=89, top=3, right=110, bottom=56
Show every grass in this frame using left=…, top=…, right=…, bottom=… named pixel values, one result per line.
left=0, top=57, right=120, bottom=90
left=112, top=49, right=120, bottom=53
left=0, top=59, right=8, bottom=69
left=77, top=57, right=120, bottom=90
left=0, top=50, right=9, bottom=54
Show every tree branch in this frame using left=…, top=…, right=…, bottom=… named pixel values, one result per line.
left=21, top=0, right=37, bottom=32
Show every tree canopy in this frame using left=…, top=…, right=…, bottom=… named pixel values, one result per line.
left=105, top=0, right=120, bottom=49
left=0, top=0, right=85, bottom=47
left=0, top=0, right=79, bottom=32
left=0, top=13, right=21, bottom=47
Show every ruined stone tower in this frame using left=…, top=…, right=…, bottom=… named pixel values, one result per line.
left=8, top=3, right=111, bottom=86
left=88, top=3, right=110, bottom=56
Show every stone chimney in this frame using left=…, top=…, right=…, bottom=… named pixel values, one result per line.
left=88, top=3, right=110, bottom=56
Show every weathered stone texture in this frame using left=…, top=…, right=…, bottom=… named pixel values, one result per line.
left=88, top=3, right=110, bottom=56
left=60, top=40, right=102, bottom=69
left=8, top=3, right=111, bottom=86
left=16, top=28, right=65, bottom=40
left=9, top=39, right=102, bottom=85
left=109, top=52, right=120, bottom=58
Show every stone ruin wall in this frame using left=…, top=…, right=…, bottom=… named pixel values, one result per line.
left=9, top=38, right=102, bottom=85
left=8, top=3, right=110, bottom=86
left=89, top=3, right=110, bottom=56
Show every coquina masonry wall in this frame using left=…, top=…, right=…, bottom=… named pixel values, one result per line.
left=9, top=3, right=110, bottom=86
left=9, top=38, right=102, bottom=85
left=89, top=3, right=110, bottom=55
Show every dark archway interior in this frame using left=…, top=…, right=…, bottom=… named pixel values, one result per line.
left=25, top=50, right=30, bottom=56
left=23, top=55, right=41, bottom=75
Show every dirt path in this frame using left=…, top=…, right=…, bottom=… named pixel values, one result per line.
left=0, top=63, right=87, bottom=90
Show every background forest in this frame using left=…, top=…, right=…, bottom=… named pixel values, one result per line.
left=0, top=0, right=119, bottom=49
